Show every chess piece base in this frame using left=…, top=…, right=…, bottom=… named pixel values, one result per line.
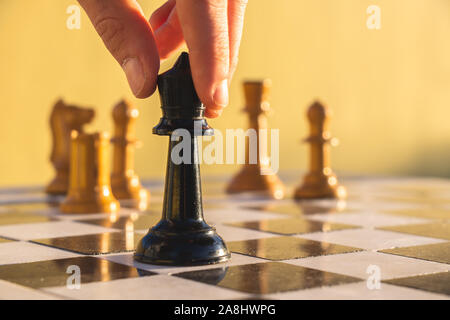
left=294, top=173, right=346, bottom=199
left=111, top=174, right=150, bottom=210
left=135, top=222, right=231, bottom=266
left=60, top=197, right=120, bottom=214
left=45, top=172, right=68, bottom=195
left=226, top=165, right=285, bottom=199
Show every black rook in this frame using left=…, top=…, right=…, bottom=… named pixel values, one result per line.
left=134, top=52, right=231, bottom=266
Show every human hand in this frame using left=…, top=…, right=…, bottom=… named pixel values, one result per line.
left=78, top=0, right=248, bottom=118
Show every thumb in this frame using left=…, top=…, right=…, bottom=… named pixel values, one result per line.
left=78, top=0, right=160, bottom=98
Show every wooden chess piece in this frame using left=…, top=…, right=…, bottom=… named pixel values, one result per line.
left=110, top=100, right=149, bottom=210
left=60, top=131, right=120, bottom=214
left=135, top=52, right=230, bottom=266
left=46, top=100, right=95, bottom=195
left=226, top=80, right=285, bottom=199
left=294, top=101, right=346, bottom=199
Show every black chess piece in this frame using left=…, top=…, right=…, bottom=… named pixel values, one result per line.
left=134, top=52, right=231, bottom=266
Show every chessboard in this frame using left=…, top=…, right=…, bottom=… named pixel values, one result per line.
left=0, top=175, right=448, bottom=300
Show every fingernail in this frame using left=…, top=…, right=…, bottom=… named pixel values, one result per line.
left=213, top=79, right=229, bottom=108
left=206, top=108, right=223, bottom=118
left=122, top=58, right=145, bottom=97
left=229, top=64, right=237, bottom=85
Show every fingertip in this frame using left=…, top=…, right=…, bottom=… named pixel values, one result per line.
left=123, top=53, right=159, bottom=99
left=212, top=79, right=229, bottom=108
left=122, top=58, right=145, bottom=97
left=79, top=0, right=161, bottom=99
left=194, top=77, right=230, bottom=113
left=133, top=72, right=158, bottom=99
left=205, top=108, right=223, bottom=118
left=135, top=58, right=159, bottom=99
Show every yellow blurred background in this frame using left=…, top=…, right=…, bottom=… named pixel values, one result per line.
left=0, top=0, right=449, bottom=187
